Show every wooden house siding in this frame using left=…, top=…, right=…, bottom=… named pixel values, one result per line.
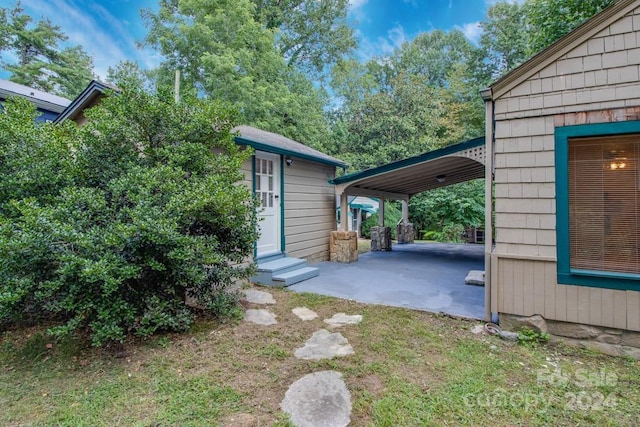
left=492, top=4, right=640, bottom=331
left=283, top=158, right=336, bottom=262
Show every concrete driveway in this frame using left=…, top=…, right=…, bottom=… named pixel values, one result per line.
left=289, top=243, right=485, bottom=319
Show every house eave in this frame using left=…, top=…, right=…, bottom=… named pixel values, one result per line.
left=234, top=136, right=348, bottom=168
left=54, top=80, right=114, bottom=124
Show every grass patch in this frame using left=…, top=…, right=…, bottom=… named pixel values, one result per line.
left=357, top=238, right=371, bottom=254
left=2, top=287, right=640, bottom=425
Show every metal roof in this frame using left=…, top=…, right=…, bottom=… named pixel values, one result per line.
left=0, top=79, right=71, bottom=113
left=332, top=137, right=485, bottom=199
left=233, top=125, right=347, bottom=168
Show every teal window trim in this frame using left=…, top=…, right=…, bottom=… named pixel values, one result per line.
left=280, top=155, right=286, bottom=254
left=555, top=120, right=640, bottom=291
left=251, top=155, right=257, bottom=259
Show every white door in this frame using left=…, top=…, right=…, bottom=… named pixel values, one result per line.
left=255, top=152, right=281, bottom=257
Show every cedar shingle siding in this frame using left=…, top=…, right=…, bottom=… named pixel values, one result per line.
left=491, top=2, right=640, bottom=331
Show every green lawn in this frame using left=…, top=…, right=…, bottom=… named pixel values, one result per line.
left=1, top=288, right=639, bottom=426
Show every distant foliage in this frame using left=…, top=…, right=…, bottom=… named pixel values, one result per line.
left=0, top=74, right=257, bottom=345
left=409, top=180, right=485, bottom=243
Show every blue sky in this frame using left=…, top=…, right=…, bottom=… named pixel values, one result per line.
left=6, top=0, right=501, bottom=80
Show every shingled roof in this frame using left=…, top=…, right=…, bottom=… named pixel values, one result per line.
left=233, top=125, right=347, bottom=168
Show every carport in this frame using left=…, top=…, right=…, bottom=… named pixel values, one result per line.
left=330, top=136, right=493, bottom=320
left=291, top=243, right=485, bottom=319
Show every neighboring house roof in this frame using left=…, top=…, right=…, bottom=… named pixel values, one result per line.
left=349, top=196, right=378, bottom=213
left=54, top=80, right=115, bottom=124
left=0, top=79, right=71, bottom=121
left=233, top=125, right=347, bottom=168
left=483, top=0, right=638, bottom=100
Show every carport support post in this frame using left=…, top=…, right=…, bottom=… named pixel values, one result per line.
left=331, top=190, right=357, bottom=263
left=340, top=192, right=349, bottom=231
left=371, top=197, right=391, bottom=251
left=401, top=199, right=408, bottom=224
left=397, top=198, right=414, bottom=244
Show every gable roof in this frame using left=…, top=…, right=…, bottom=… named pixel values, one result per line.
left=54, top=80, right=115, bottom=124
left=0, top=79, right=70, bottom=114
left=484, top=0, right=639, bottom=100
left=233, top=125, right=347, bottom=168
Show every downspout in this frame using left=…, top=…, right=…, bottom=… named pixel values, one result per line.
left=481, top=87, right=495, bottom=323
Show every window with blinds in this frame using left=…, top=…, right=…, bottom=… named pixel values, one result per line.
left=568, top=134, right=640, bottom=275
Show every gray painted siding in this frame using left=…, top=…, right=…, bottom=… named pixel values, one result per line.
left=492, top=5, right=640, bottom=331
left=283, top=158, right=336, bottom=262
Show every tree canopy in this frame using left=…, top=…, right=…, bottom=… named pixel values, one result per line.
left=252, top=0, right=356, bottom=80
left=0, top=2, right=94, bottom=99
left=480, top=0, right=615, bottom=77
left=142, top=0, right=332, bottom=149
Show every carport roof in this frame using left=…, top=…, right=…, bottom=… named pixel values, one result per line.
left=332, top=136, right=485, bottom=199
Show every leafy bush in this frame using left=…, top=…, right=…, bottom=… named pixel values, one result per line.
left=517, top=326, right=550, bottom=346
left=0, top=74, right=258, bottom=345
left=422, top=223, right=466, bottom=243
left=361, top=201, right=402, bottom=239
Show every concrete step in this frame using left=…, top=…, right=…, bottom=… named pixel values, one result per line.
left=252, top=256, right=311, bottom=287
left=256, top=253, right=285, bottom=264
left=257, top=257, right=307, bottom=274
left=273, top=266, right=320, bottom=286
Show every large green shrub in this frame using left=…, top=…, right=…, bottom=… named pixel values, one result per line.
left=409, top=180, right=484, bottom=242
left=0, top=77, right=258, bottom=345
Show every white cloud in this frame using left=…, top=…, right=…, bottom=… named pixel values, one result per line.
left=17, top=0, right=160, bottom=80
left=457, top=21, right=483, bottom=45
left=356, top=25, right=408, bottom=61
left=348, top=0, right=370, bottom=23
left=348, top=0, right=368, bottom=10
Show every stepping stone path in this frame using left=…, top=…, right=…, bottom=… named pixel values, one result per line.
left=241, top=287, right=362, bottom=426
left=245, top=309, right=277, bottom=325
left=294, top=329, right=354, bottom=360
left=243, top=288, right=276, bottom=304
left=292, top=307, right=319, bottom=321
left=324, top=313, right=363, bottom=327
left=242, top=288, right=278, bottom=325
left=281, top=371, right=351, bottom=427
